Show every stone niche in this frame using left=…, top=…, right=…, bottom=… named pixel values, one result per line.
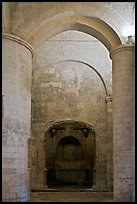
left=55, top=136, right=85, bottom=185
left=45, top=121, right=95, bottom=187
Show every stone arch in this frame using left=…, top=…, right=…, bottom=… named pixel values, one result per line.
left=44, top=119, right=96, bottom=186
left=55, top=60, right=109, bottom=96
left=32, top=59, right=109, bottom=97
left=56, top=136, right=83, bottom=161
left=30, top=14, right=122, bottom=51
left=44, top=119, right=96, bottom=138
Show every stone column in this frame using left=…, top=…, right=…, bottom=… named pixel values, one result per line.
left=110, top=44, right=134, bottom=202
left=105, top=95, right=113, bottom=191
left=41, top=133, right=48, bottom=189
left=43, top=137, right=48, bottom=189
left=2, top=33, right=33, bottom=202
left=132, top=52, right=135, bottom=202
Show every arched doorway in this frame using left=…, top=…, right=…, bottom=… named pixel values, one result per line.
left=28, top=7, right=134, bottom=202
left=45, top=120, right=96, bottom=188
left=30, top=12, right=121, bottom=192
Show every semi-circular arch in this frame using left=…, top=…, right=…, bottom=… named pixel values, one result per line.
left=29, top=14, right=122, bottom=52
left=55, top=60, right=109, bottom=96
left=44, top=119, right=95, bottom=138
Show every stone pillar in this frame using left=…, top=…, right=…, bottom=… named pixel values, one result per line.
left=43, top=136, right=48, bottom=189
left=132, top=52, right=135, bottom=202
left=2, top=33, right=33, bottom=202
left=110, top=45, right=134, bottom=202
left=105, top=95, right=113, bottom=191
left=44, top=168, right=48, bottom=188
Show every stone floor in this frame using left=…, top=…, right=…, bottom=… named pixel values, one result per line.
left=27, top=186, right=114, bottom=202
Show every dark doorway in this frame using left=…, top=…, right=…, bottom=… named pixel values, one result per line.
left=45, top=121, right=95, bottom=188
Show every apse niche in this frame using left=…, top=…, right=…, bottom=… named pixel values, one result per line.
left=45, top=121, right=95, bottom=187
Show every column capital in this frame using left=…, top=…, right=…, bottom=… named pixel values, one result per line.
left=110, top=44, right=134, bottom=59
left=105, top=96, right=112, bottom=103
left=2, top=32, right=34, bottom=58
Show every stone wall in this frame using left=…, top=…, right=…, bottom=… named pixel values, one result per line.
left=2, top=2, right=135, bottom=202
left=30, top=31, right=113, bottom=190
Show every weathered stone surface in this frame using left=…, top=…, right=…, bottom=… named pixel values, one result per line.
left=2, top=2, right=135, bottom=202
left=111, top=45, right=134, bottom=202
left=30, top=36, right=112, bottom=190
left=2, top=36, right=32, bottom=202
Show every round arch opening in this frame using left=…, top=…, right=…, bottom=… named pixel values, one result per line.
left=45, top=120, right=96, bottom=187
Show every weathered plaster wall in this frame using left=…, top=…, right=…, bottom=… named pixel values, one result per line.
left=30, top=31, right=112, bottom=190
